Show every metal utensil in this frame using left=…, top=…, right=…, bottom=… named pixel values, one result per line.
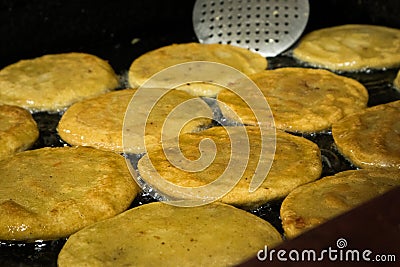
left=192, top=0, right=309, bottom=57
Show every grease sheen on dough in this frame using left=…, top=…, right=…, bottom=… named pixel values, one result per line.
left=332, top=100, right=400, bottom=170
left=58, top=202, right=282, bottom=267
left=218, top=67, right=368, bottom=133
left=280, top=169, right=400, bottom=238
left=293, top=24, right=400, bottom=71
left=0, top=146, right=139, bottom=241
left=0, top=105, right=38, bottom=160
left=139, top=126, right=322, bottom=208
left=128, top=43, right=267, bottom=97
left=58, top=88, right=212, bottom=154
left=0, top=53, right=119, bottom=112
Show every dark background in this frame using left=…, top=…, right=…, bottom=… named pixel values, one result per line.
left=1, top=0, right=400, bottom=74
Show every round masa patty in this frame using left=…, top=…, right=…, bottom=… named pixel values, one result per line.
left=0, top=146, right=139, bottom=241
left=217, top=67, right=368, bottom=133
left=139, top=126, right=322, bottom=209
left=332, top=100, right=400, bottom=170
left=58, top=202, right=282, bottom=267
left=128, top=42, right=267, bottom=97
left=280, top=169, right=400, bottom=239
left=0, top=104, right=38, bottom=160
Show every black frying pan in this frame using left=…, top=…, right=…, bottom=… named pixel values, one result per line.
left=0, top=0, right=399, bottom=266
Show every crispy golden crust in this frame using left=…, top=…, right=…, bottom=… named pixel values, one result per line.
left=0, top=147, right=139, bottom=241
left=128, top=42, right=267, bottom=96
left=58, top=89, right=212, bottom=154
left=58, top=89, right=135, bottom=153
left=0, top=53, right=119, bottom=112
left=280, top=169, right=400, bottom=239
left=139, top=126, right=322, bottom=209
left=293, top=24, right=400, bottom=71
left=332, top=100, right=400, bottom=170
left=217, top=67, right=368, bottom=133
left=58, top=202, right=282, bottom=267
left=176, top=82, right=227, bottom=98
left=0, top=105, right=38, bottom=160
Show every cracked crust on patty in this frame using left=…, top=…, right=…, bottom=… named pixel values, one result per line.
left=293, top=24, right=400, bottom=71
left=58, top=88, right=212, bottom=154
left=332, top=100, right=400, bottom=170
left=0, top=105, right=38, bottom=160
left=0, top=53, right=119, bottom=112
left=280, top=169, right=400, bottom=238
left=128, top=42, right=267, bottom=97
left=138, top=126, right=322, bottom=209
left=217, top=67, right=368, bottom=133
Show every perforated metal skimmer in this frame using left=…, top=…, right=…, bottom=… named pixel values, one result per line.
left=193, top=0, right=309, bottom=57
